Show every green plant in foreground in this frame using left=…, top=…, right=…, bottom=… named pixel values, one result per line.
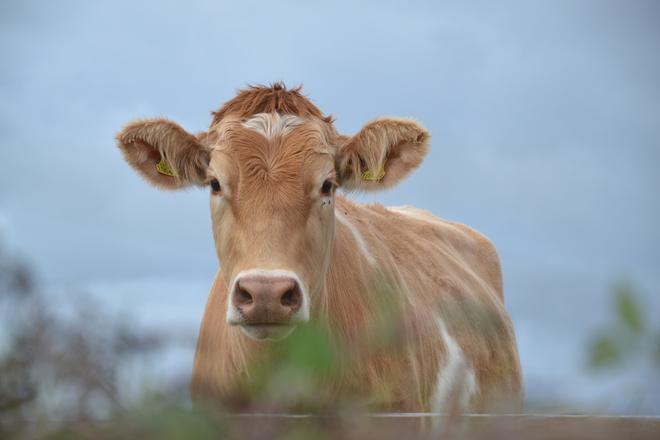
left=588, top=282, right=660, bottom=371
left=586, top=281, right=660, bottom=414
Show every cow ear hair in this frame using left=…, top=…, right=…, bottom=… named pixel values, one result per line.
left=336, top=117, right=430, bottom=191
left=116, top=118, right=210, bottom=190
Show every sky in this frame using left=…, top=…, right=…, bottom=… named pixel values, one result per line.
left=1, top=0, right=659, bottom=413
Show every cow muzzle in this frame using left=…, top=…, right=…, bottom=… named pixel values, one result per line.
left=227, top=270, right=309, bottom=341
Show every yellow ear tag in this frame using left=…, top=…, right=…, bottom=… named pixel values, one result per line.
left=156, top=157, right=179, bottom=177
left=361, top=158, right=387, bottom=181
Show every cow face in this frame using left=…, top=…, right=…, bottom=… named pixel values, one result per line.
left=116, top=85, right=430, bottom=341
left=205, top=113, right=338, bottom=340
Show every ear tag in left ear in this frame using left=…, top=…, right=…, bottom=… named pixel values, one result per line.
left=156, top=157, right=180, bottom=177
left=361, top=158, right=387, bottom=181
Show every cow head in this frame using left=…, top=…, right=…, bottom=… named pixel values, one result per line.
left=116, top=84, right=430, bottom=341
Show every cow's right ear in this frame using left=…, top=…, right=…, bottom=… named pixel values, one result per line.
left=116, top=118, right=210, bottom=190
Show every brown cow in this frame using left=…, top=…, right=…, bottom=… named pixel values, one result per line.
left=116, top=83, right=523, bottom=414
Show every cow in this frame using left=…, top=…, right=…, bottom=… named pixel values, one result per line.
left=115, top=83, right=523, bottom=414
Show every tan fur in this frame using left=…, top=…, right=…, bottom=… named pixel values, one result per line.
left=212, top=83, right=334, bottom=125
left=116, top=118, right=209, bottom=190
left=116, top=84, right=523, bottom=414
left=338, top=117, right=431, bottom=191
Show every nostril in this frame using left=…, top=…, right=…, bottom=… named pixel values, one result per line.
left=235, top=288, right=253, bottom=307
left=280, top=289, right=294, bottom=306
left=280, top=287, right=302, bottom=310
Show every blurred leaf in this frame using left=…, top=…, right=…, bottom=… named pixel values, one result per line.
left=588, top=335, right=621, bottom=369
left=616, top=283, right=644, bottom=333
left=238, top=324, right=340, bottom=410
left=284, top=325, right=336, bottom=375
left=265, top=326, right=337, bottom=407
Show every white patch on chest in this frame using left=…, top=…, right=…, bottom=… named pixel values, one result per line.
left=241, top=112, right=305, bottom=139
left=431, top=318, right=478, bottom=414
left=335, top=209, right=376, bottom=267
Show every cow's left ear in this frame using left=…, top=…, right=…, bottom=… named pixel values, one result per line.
left=336, top=117, right=430, bottom=191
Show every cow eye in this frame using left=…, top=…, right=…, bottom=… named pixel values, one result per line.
left=210, top=180, right=221, bottom=192
left=321, top=180, right=333, bottom=195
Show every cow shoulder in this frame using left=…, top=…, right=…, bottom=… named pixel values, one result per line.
left=384, top=205, right=503, bottom=300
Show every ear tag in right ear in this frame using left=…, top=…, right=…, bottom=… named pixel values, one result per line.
left=156, top=157, right=180, bottom=177
left=361, top=158, right=387, bottom=181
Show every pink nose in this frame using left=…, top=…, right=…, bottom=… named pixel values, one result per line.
left=233, top=275, right=302, bottom=324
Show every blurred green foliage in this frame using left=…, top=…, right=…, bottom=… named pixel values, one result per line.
left=238, top=324, right=341, bottom=412
left=0, top=244, right=187, bottom=437
left=3, top=241, right=659, bottom=438
left=587, top=282, right=660, bottom=372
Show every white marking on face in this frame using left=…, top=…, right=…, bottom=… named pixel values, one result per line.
left=335, top=209, right=376, bottom=267
left=431, top=318, right=478, bottom=414
left=226, top=269, right=310, bottom=326
left=241, top=112, right=305, bottom=140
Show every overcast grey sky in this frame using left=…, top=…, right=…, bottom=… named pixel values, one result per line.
left=1, top=0, right=659, bottom=413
